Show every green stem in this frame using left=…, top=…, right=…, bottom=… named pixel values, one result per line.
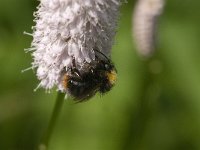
left=39, top=92, right=65, bottom=150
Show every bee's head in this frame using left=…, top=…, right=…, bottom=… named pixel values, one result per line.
left=99, top=62, right=117, bottom=94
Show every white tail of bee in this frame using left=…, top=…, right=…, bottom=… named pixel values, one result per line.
left=133, top=0, right=165, bottom=57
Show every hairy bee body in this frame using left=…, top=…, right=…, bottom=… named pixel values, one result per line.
left=62, top=52, right=117, bottom=101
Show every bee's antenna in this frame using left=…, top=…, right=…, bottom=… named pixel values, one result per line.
left=94, top=49, right=110, bottom=62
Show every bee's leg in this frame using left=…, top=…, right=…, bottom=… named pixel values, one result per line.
left=71, top=56, right=82, bottom=78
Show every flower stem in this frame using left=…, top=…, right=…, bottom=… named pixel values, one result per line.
left=39, top=91, right=65, bottom=150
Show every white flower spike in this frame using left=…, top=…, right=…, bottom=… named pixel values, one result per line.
left=29, top=0, right=121, bottom=97
left=133, top=0, right=165, bottom=57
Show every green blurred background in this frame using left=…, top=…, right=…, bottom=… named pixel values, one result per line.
left=1, top=0, right=200, bottom=150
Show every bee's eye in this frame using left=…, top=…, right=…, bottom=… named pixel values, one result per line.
left=105, top=64, right=109, bottom=69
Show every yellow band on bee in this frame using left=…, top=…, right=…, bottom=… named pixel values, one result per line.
left=62, top=75, right=69, bottom=89
left=106, top=70, right=117, bottom=85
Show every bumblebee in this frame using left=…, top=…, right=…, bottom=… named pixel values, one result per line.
left=62, top=50, right=117, bottom=101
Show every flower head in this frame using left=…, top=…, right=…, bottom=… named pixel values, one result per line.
left=30, top=0, right=121, bottom=93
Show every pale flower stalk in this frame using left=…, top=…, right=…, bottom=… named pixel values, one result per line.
left=28, top=0, right=121, bottom=92
left=133, top=0, right=165, bottom=57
